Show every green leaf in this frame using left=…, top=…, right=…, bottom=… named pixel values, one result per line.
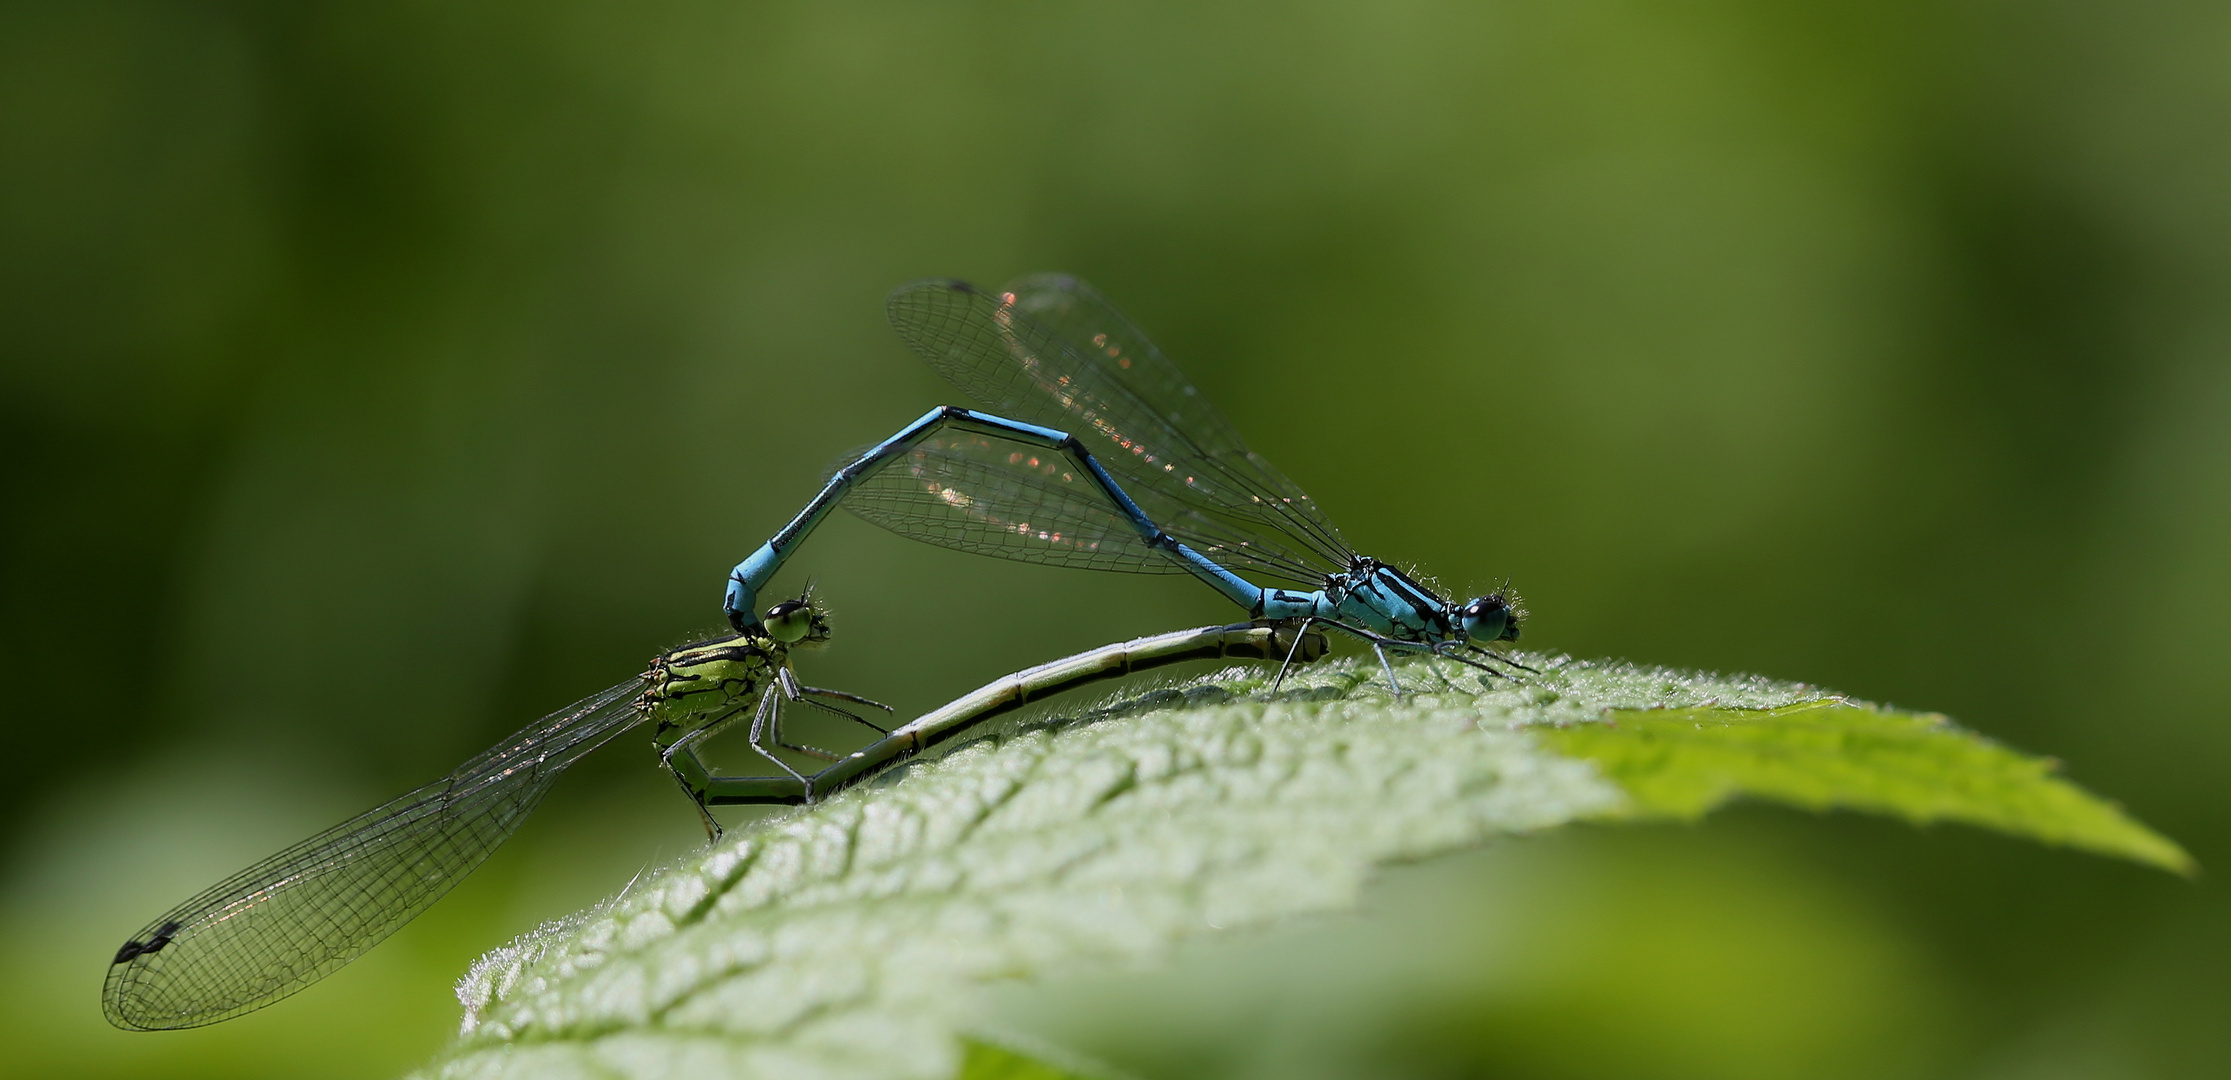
left=414, top=654, right=2185, bottom=1080
left=1537, top=699, right=2194, bottom=874
left=954, top=1038, right=1106, bottom=1080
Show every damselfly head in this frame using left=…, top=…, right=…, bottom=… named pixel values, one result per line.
left=1457, top=590, right=1524, bottom=644
left=762, top=597, right=830, bottom=645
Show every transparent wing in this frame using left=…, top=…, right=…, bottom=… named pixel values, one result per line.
left=840, top=428, right=1334, bottom=586
left=885, top=278, right=1354, bottom=582
left=102, top=677, right=651, bottom=1030
left=844, top=430, right=1181, bottom=574
left=1002, top=274, right=1254, bottom=458
left=1005, top=275, right=1354, bottom=585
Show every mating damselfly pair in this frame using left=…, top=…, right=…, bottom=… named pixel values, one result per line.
left=104, top=274, right=1526, bottom=1031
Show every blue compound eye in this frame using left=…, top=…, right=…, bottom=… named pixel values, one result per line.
left=1458, top=596, right=1514, bottom=643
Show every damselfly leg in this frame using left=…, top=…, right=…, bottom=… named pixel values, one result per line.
left=1268, top=613, right=1525, bottom=697
left=652, top=590, right=887, bottom=839
left=777, top=666, right=893, bottom=733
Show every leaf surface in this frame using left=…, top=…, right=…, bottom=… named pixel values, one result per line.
left=416, top=655, right=2185, bottom=1080
left=1540, top=700, right=2193, bottom=873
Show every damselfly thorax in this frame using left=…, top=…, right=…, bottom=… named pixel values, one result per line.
left=642, top=634, right=784, bottom=753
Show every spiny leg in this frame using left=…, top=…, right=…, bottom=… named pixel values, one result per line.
left=1294, top=617, right=1449, bottom=695
left=1360, top=633, right=1514, bottom=695
left=1462, top=642, right=1538, bottom=674
left=660, top=721, right=732, bottom=841
left=1434, top=643, right=1518, bottom=681
left=1270, top=617, right=1323, bottom=693
left=1371, top=641, right=1404, bottom=698
left=746, top=684, right=819, bottom=787
left=799, top=683, right=894, bottom=713
left=792, top=696, right=879, bottom=737
left=778, top=667, right=893, bottom=735
left=1373, top=637, right=1465, bottom=690
left=1372, top=636, right=1486, bottom=695
left=759, top=674, right=843, bottom=762
left=669, top=768, right=723, bottom=842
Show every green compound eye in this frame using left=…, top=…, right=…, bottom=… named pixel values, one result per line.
left=762, top=600, right=815, bottom=644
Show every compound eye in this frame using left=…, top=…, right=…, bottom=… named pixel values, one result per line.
left=763, top=600, right=814, bottom=644
left=1459, top=597, right=1510, bottom=643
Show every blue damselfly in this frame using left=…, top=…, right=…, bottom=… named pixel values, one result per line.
left=723, top=275, right=1525, bottom=693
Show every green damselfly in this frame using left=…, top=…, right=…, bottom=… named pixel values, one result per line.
left=104, top=604, right=1323, bottom=1030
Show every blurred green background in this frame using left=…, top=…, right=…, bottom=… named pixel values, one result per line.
left=3, top=1, right=2226, bottom=1077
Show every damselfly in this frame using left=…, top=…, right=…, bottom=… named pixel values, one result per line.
left=723, top=275, right=1526, bottom=694
left=103, top=597, right=1318, bottom=1030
